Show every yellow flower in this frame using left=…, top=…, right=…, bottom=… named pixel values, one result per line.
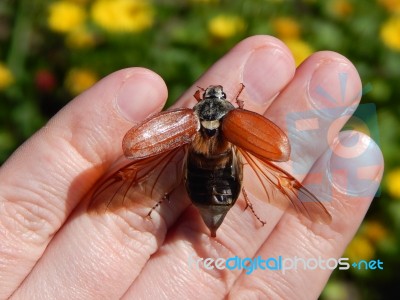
left=378, top=0, right=400, bottom=13
left=91, top=0, right=154, bottom=33
left=380, top=16, right=400, bottom=51
left=66, top=27, right=96, bottom=49
left=330, top=0, right=353, bottom=18
left=345, top=236, right=375, bottom=262
left=0, top=63, right=14, bottom=90
left=283, top=38, right=314, bottom=66
left=208, top=15, right=246, bottom=39
left=69, top=0, right=90, bottom=4
left=272, top=17, right=301, bottom=39
left=386, top=167, right=400, bottom=198
left=362, top=220, right=388, bottom=243
left=191, top=0, right=219, bottom=3
left=48, top=1, right=86, bottom=33
left=65, top=68, right=98, bottom=95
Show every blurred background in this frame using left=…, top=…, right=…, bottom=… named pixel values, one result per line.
left=0, top=0, right=399, bottom=298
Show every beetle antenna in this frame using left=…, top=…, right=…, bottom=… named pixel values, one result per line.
left=194, top=90, right=203, bottom=102
left=196, top=85, right=205, bottom=91
left=242, top=188, right=266, bottom=226
left=193, top=86, right=206, bottom=102
left=235, top=83, right=245, bottom=109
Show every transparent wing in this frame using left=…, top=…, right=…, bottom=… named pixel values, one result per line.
left=90, top=146, right=187, bottom=213
left=238, top=148, right=331, bottom=224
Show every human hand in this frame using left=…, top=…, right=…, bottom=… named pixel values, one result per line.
left=0, top=36, right=383, bottom=299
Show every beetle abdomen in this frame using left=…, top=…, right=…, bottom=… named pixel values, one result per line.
left=184, top=149, right=242, bottom=236
left=185, top=159, right=240, bottom=206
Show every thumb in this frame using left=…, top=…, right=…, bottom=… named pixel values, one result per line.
left=0, top=67, right=167, bottom=299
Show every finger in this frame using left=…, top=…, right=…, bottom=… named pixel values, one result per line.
left=121, top=51, right=364, bottom=299
left=0, top=68, right=167, bottom=299
left=242, top=51, right=363, bottom=223
left=174, top=35, right=296, bottom=114
left=229, top=132, right=383, bottom=299
left=238, top=50, right=363, bottom=247
left=265, top=51, right=362, bottom=173
left=12, top=36, right=295, bottom=299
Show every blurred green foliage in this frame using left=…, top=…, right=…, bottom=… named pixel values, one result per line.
left=1, top=0, right=400, bottom=299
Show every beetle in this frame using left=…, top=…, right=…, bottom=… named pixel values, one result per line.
left=91, top=84, right=331, bottom=237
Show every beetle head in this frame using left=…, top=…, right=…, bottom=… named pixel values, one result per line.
left=193, top=85, right=235, bottom=137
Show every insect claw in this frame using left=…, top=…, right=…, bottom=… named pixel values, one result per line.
left=244, top=202, right=249, bottom=211
left=235, top=83, right=245, bottom=109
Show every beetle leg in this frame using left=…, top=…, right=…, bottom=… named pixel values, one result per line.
left=242, top=188, right=266, bottom=226
left=235, top=83, right=245, bottom=109
left=146, top=192, right=169, bottom=219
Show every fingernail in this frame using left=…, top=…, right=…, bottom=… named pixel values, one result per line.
left=116, top=74, right=163, bottom=122
left=328, top=131, right=383, bottom=196
left=308, top=60, right=361, bottom=118
left=243, top=47, right=294, bottom=105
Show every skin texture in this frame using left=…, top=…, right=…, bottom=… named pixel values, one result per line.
left=0, top=36, right=383, bottom=299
